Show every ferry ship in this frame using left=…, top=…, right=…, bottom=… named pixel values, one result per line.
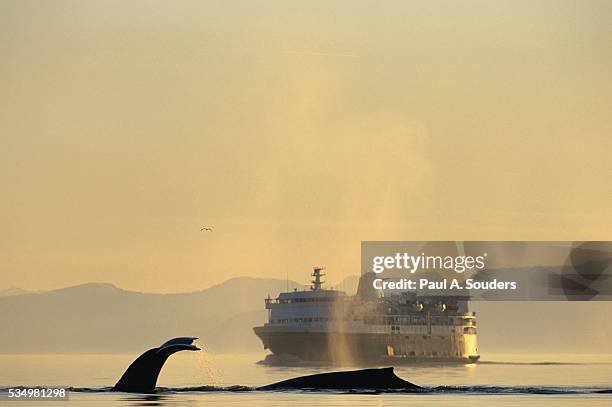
left=253, top=267, right=479, bottom=364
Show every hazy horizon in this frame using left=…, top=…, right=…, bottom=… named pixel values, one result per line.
left=2, top=275, right=612, bottom=355
left=0, top=274, right=315, bottom=294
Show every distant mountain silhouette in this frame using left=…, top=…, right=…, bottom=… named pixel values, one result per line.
left=0, top=277, right=302, bottom=353
left=0, top=286, right=36, bottom=297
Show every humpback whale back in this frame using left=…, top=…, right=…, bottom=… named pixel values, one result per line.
left=113, top=337, right=200, bottom=393
left=258, top=367, right=421, bottom=391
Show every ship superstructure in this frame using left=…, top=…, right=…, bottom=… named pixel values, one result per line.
left=253, top=267, right=479, bottom=364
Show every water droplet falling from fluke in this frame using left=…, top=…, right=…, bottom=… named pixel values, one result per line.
left=193, top=339, right=222, bottom=386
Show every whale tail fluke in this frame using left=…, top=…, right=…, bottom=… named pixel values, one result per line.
left=112, top=337, right=201, bottom=393
left=158, top=337, right=200, bottom=349
left=156, top=337, right=200, bottom=356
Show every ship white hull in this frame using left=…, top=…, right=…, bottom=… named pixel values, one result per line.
left=254, top=326, right=479, bottom=364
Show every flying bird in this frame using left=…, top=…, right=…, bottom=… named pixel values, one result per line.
left=200, top=227, right=213, bottom=232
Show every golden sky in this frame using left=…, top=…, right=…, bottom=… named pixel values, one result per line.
left=1, top=1, right=611, bottom=292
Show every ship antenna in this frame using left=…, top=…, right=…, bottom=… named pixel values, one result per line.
left=311, top=266, right=326, bottom=291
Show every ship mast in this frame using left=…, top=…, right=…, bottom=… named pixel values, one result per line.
left=310, top=266, right=325, bottom=291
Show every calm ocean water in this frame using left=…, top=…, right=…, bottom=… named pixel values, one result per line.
left=1, top=353, right=611, bottom=406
